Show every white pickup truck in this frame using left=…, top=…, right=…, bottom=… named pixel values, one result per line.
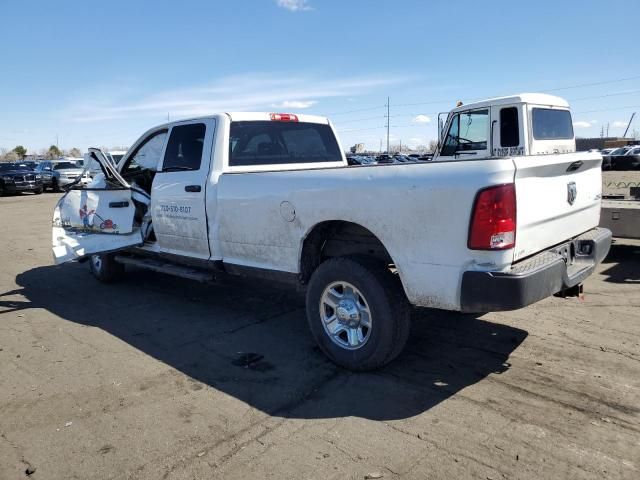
left=52, top=94, right=611, bottom=370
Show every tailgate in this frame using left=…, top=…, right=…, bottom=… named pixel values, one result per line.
left=513, top=151, right=602, bottom=262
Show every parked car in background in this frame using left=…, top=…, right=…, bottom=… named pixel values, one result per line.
left=17, top=160, right=38, bottom=170
left=0, top=162, right=43, bottom=195
left=604, top=146, right=632, bottom=170
left=614, top=146, right=640, bottom=170
left=35, top=160, right=91, bottom=192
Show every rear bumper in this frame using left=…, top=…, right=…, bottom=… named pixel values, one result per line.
left=460, top=227, right=612, bottom=313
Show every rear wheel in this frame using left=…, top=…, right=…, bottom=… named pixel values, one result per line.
left=89, top=254, right=125, bottom=283
left=306, top=256, right=411, bottom=371
left=0, top=183, right=4, bottom=197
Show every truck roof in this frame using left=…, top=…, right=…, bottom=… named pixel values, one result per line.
left=451, top=93, right=569, bottom=113
left=154, top=112, right=331, bottom=127
left=226, top=112, right=330, bottom=124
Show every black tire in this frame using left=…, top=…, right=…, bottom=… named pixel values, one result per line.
left=306, top=256, right=411, bottom=371
left=0, top=183, right=4, bottom=197
left=34, top=187, right=43, bottom=195
left=52, top=178, right=61, bottom=192
left=89, top=253, right=125, bottom=283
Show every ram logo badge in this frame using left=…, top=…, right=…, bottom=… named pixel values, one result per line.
left=567, top=182, right=577, bottom=205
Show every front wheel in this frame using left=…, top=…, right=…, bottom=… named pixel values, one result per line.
left=89, top=254, right=125, bottom=283
left=306, top=256, right=411, bottom=371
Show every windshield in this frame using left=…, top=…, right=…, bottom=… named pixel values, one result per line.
left=53, top=162, right=79, bottom=170
left=0, top=163, right=29, bottom=171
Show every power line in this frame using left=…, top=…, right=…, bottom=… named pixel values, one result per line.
left=545, top=75, right=640, bottom=92
left=323, top=74, right=640, bottom=117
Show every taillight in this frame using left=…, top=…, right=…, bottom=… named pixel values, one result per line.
left=468, top=184, right=516, bottom=250
left=270, top=113, right=299, bottom=122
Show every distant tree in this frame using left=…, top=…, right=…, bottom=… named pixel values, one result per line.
left=48, top=145, right=62, bottom=159
left=4, top=151, right=20, bottom=162
left=67, top=147, right=82, bottom=158
left=13, top=145, right=27, bottom=159
left=427, top=139, right=439, bottom=153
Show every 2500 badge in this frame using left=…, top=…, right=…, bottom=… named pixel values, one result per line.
left=160, top=204, right=192, bottom=214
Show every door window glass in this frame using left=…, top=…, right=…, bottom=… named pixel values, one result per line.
left=163, top=123, right=206, bottom=171
left=122, top=130, right=168, bottom=175
left=440, top=109, right=488, bottom=156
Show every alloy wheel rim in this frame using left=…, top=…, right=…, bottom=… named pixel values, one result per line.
left=319, top=281, right=372, bottom=350
left=91, top=255, right=102, bottom=271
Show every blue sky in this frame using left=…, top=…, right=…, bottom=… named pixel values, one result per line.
left=1, top=0, right=639, bottom=153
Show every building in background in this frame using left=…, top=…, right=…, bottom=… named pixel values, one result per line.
left=576, top=137, right=637, bottom=151
left=350, top=143, right=365, bottom=154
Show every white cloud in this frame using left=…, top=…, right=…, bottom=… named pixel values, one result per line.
left=612, top=120, right=628, bottom=128
left=67, top=73, right=410, bottom=122
left=573, top=119, right=597, bottom=129
left=276, top=0, right=312, bottom=11
left=272, top=100, right=317, bottom=109
left=413, top=114, right=431, bottom=124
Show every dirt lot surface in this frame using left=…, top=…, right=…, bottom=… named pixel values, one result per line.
left=1, top=193, right=639, bottom=480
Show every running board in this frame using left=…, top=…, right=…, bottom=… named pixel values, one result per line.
left=114, top=255, right=215, bottom=283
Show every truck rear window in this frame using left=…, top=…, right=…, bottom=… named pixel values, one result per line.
left=532, top=108, right=573, bottom=140
left=229, top=121, right=341, bottom=167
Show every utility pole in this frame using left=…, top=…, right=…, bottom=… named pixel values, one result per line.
left=385, top=97, right=390, bottom=154
left=606, top=123, right=610, bottom=137
left=623, top=112, right=636, bottom=138
left=379, top=139, right=382, bottom=153
left=399, top=139, right=402, bottom=153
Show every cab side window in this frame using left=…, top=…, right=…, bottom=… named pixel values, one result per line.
left=163, top=123, right=206, bottom=171
left=121, top=130, right=168, bottom=176
left=440, top=109, right=488, bottom=156
left=500, top=107, right=520, bottom=147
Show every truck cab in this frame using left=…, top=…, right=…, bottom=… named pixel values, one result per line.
left=436, top=93, right=575, bottom=161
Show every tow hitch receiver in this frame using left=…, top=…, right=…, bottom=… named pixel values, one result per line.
left=554, top=283, right=584, bottom=300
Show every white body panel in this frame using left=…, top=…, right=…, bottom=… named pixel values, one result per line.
left=513, top=151, right=602, bottom=261
left=52, top=192, right=142, bottom=264
left=150, top=118, right=216, bottom=259
left=52, top=101, right=605, bottom=312
left=215, top=160, right=516, bottom=310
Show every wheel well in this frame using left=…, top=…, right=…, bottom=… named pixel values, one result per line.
left=299, top=221, right=393, bottom=284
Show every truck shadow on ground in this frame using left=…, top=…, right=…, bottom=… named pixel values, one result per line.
left=599, top=242, right=640, bottom=284
left=11, top=264, right=527, bottom=421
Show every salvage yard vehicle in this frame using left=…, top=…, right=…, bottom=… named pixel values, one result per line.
left=52, top=94, right=611, bottom=370
left=0, top=162, right=43, bottom=195
left=36, top=160, right=91, bottom=192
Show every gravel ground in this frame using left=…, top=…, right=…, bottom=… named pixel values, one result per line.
left=0, top=193, right=638, bottom=480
